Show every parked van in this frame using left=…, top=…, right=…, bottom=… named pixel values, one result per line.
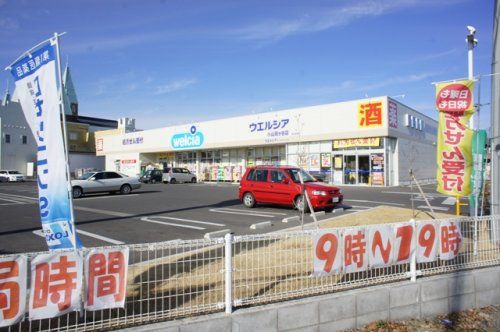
left=162, top=168, right=197, bottom=184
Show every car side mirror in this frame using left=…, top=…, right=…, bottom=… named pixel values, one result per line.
left=282, top=178, right=290, bottom=184
left=89, top=177, right=96, bottom=181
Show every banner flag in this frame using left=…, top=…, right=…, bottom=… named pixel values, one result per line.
left=312, top=229, right=342, bottom=276
left=435, top=80, right=475, bottom=196
left=7, top=37, right=81, bottom=250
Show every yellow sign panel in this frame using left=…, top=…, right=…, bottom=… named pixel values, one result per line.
left=435, top=80, right=475, bottom=196
left=358, top=100, right=383, bottom=128
left=333, top=137, right=380, bottom=149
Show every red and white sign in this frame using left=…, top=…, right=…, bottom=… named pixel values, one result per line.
left=344, top=228, right=367, bottom=273
left=121, top=159, right=137, bottom=164
left=393, top=222, right=415, bottom=264
left=29, top=252, right=83, bottom=320
left=313, top=229, right=342, bottom=276
left=313, top=220, right=464, bottom=275
left=0, top=255, right=27, bottom=327
left=85, top=248, right=129, bottom=310
left=368, top=225, right=394, bottom=268
left=416, top=221, right=439, bottom=263
left=440, top=221, right=462, bottom=260
left=436, top=81, right=473, bottom=114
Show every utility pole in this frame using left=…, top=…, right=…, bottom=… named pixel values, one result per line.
left=491, top=0, right=500, bottom=242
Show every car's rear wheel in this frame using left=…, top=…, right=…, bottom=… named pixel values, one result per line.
left=191, top=177, right=197, bottom=183
left=170, top=178, right=177, bottom=184
left=120, top=184, right=132, bottom=195
left=243, top=192, right=256, bottom=208
left=294, top=195, right=309, bottom=212
left=72, top=186, right=83, bottom=199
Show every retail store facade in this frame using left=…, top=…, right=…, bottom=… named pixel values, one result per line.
left=96, top=96, right=438, bottom=186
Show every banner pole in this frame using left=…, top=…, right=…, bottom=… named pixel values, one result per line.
left=53, top=32, right=78, bottom=251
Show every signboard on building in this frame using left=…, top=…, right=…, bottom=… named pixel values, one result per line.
left=333, top=137, right=380, bottom=149
left=358, top=100, right=383, bottom=128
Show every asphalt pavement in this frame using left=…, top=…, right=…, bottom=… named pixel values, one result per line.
left=0, top=181, right=457, bottom=254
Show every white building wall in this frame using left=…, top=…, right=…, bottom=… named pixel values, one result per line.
left=105, top=152, right=141, bottom=177
left=0, top=100, right=37, bottom=175
left=397, top=137, right=437, bottom=185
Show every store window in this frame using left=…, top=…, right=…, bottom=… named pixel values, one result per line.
left=5, top=134, right=10, bottom=144
left=22, top=135, right=28, bottom=144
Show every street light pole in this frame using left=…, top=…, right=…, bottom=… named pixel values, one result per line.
left=466, top=26, right=478, bottom=127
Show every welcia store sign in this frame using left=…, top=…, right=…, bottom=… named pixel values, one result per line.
left=171, top=125, right=204, bottom=150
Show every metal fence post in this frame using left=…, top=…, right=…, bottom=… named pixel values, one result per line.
left=225, top=233, right=233, bottom=314
left=409, top=219, right=417, bottom=282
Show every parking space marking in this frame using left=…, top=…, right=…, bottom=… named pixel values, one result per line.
left=417, top=205, right=449, bottom=211
left=150, top=216, right=225, bottom=227
left=0, top=193, right=37, bottom=205
left=344, top=199, right=405, bottom=207
left=213, top=207, right=288, bottom=215
left=77, top=194, right=139, bottom=200
left=73, top=206, right=133, bottom=218
left=141, top=217, right=205, bottom=230
left=209, top=208, right=278, bottom=218
left=32, top=229, right=124, bottom=245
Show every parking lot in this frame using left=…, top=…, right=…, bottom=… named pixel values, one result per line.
left=0, top=181, right=456, bottom=254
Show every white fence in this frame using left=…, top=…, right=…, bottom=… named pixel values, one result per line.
left=1, top=216, right=499, bottom=331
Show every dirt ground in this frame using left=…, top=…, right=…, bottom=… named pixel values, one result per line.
left=344, top=305, right=500, bottom=332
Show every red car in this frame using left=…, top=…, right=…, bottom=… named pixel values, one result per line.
left=238, top=166, right=343, bottom=211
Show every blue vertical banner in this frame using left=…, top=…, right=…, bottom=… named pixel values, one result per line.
left=8, top=38, right=81, bottom=250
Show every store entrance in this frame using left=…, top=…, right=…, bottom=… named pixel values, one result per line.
left=357, top=155, right=370, bottom=185
left=344, top=155, right=356, bottom=184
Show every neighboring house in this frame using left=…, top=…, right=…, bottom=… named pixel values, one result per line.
left=0, top=88, right=37, bottom=176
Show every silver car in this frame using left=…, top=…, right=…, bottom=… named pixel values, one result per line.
left=0, top=170, right=25, bottom=182
left=71, top=171, right=141, bottom=198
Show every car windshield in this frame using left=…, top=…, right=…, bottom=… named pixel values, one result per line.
left=9, top=171, right=21, bottom=174
left=144, top=170, right=153, bottom=176
left=286, top=168, right=317, bottom=183
left=78, top=172, right=95, bottom=180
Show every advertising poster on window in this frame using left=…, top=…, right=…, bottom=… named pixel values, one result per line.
left=309, top=154, right=320, bottom=171
left=435, top=80, right=474, bottom=196
left=371, top=154, right=384, bottom=186
left=320, top=153, right=331, bottom=168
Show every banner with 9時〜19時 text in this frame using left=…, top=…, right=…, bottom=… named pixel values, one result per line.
left=8, top=38, right=81, bottom=250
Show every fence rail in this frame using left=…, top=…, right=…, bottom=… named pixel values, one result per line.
left=2, top=215, right=500, bottom=332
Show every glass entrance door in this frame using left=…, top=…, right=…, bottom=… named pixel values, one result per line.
left=358, top=155, right=370, bottom=184
left=344, top=155, right=356, bottom=184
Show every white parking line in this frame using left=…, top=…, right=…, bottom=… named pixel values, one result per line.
left=382, top=191, right=446, bottom=198
left=417, top=205, right=449, bottom=211
left=344, top=199, right=405, bottom=206
left=150, top=216, right=225, bottom=227
left=209, top=208, right=277, bottom=218
left=141, top=217, right=205, bottom=230
left=213, top=207, right=288, bottom=215
left=32, top=229, right=124, bottom=245
left=78, top=194, right=139, bottom=200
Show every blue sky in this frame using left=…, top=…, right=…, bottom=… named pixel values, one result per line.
left=0, top=0, right=494, bottom=130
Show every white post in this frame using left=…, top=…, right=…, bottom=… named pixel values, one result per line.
left=53, top=32, right=78, bottom=251
left=224, top=233, right=233, bottom=314
left=409, top=219, right=417, bottom=282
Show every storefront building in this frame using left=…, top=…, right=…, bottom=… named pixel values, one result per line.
left=96, top=96, right=438, bottom=186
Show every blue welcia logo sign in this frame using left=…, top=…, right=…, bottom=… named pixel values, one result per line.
left=171, top=125, right=204, bottom=150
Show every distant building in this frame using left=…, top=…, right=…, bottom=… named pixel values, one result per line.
left=0, top=88, right=37, bottom=175
left=0, top=65, right=121, bottom=177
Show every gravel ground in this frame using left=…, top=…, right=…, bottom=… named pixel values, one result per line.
left=343, top=305, right=500, bottom=331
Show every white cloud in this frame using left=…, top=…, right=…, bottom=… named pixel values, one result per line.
left=302, top=71, right=442, bottom=97
left=228, top=0, right=466, bottom=43
left=155, top=79, right=197, bottom=95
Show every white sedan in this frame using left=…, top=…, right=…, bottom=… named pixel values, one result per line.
left=71, top=171, right=141, bottom=198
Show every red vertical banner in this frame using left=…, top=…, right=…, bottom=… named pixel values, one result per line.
left=416, top=221, right=439, bottom=263
left=440, top=220, right=462, bottom=260
left=344, top=228, right=368, bottom=273
left=368, top=224, right=394, bottom=268
left=85, top=248, right=129, bottom=310
left=29, top=252, right=83, bottom=320
left=393, top=222, right=415, bottom=264
left=0, top=255, right=27, bottom=327
left=312, top=230, right=342, bottom=276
